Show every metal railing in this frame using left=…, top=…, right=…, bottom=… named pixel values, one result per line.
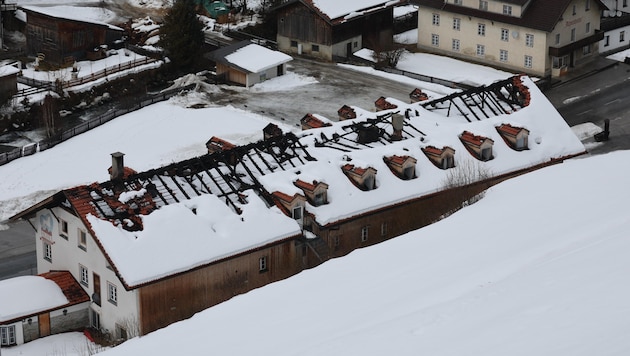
left=378, top=67, right=473, bottom=90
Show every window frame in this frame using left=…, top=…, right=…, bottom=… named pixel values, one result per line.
left=80, top=264, right=89, bottom=287
left=501, top=28, right=509, bottom=41
left=361, top=226, right=369, bottom=242
left=431, top=33, right=440, bottom=46
left=585, top=0, right=590, bottom=10
left=0, top=325, right=16, bottom=346
left=555, top=33, right=561, bottom=45
left=78, top=228, right=87, bottom=251
left=525, top=33, right=534, bottom=47
left=621, top=31, right=626, bottom=42
left=571, top=28, right=576, bottom=42
left=432, top=13, right=440, bottom=26
left=452, top=38, right=460, bottom=51
left=524, top=55, right=533, bottom=68
left=292, top=205, right=303, bottom=220
left=478, top=23, right=486, bottom=36
left=43, top=241, right=52, bottom=262
left=499, top=49, right=508, bottom=62
left=259, top=256, right=268, bottom=272
left=476, top=44, right=485, bottom=57
left=380, top=222, right=388, bottom=237
left=311, top=44, right=319, bottom=52
left=585, top=22, right=590, bottom=34
left=479, top=0, right=488, bottom=10
left=107, top=281, right=118, bottom=306
left=60, top=219, right=68, bottom=238
left=503, top=5, right=512, bottom=15
left=453, top=17, right=461, bottom=31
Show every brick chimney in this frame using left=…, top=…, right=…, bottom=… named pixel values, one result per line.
left=110, top=152, right=125, bottom=180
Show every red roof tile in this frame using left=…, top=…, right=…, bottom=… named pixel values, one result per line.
left=40, top=271, right=90, bottom=305
left=337, top=105, right=357, bottom=119
left=497, top=123, right=524, bottom=137
left=375, top=96, right=397, bottom=110
left=460, top=131, right=489, bottom=147
left=301, top=113, right=332, bottom=128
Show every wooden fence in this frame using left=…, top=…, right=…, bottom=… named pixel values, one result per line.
left=62, top=57, right=159, bottom=88
left=0, top=84, right=195, bottom=167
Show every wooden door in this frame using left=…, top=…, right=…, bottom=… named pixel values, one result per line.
left=93, top=273, right=101, bottom=306
left=39, top=313, right=50, bottom=337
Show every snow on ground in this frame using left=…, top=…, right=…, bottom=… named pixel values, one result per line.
left=394, top=28, right=418, bottom=44
left=88, top=149, right=630, bottom=356
left=606, top=47, right=630, bottom=62
left=1, top=332, right=107, bottom=356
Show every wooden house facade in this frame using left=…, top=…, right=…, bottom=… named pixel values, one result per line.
left=19, top=6, right=123, bottom=66
left=0, top=64, right=19, bottom=102
left=275, top=0, right=402, bottom=61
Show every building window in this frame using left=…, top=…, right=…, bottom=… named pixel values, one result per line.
left=585, top=0, right=590, bottom=10
left=107, top=282, right=117, bottom=305
left=290, top=40, right=297, bottom=47
left=332, top=236, right=340, bottom=250
left=43, top=241, right=52, bottom=262
left=60, top=219, right=68, bottom=238
left=91, top=309, right=100, bottom=329
left=479, top=0, right=488, bottom=10
left=476, top=44, right=485, bottom=56
left=553, top=55, right=568, bottom=69
left=354, top=41, right=358, bottom=48
left=78, top=229, right=87, bottom=251
left=452, top=39, right=460, bottom=51
left=525, top=33, right=534, bottom=47
left=80, top=265, right=89, bottom=287
left=312, top=44, right=319, bottom=52
left=380, top=222, right=388, bottom=237
left=524, top=55, right=533, bottom=68
left=604, top=35, right=610, bottom=46
left=116, top=324, right=128, bottom=340
left=259, top=256, right=268, bottom=272
left=503, top=5, right=512, bottom=15
left=572, top=4, right=577, bottom=15
left=621, top=31, right=626, bottom=42
left=432, top=13, right=440, bottom=26
left=585, top=22, right=590, bottom=34
left=453, top=0, right=462, bottom=4
left=361, top=226, right=369, bottom=242
left=555, top=33, right=561, bottom=44
left=571, top=28, right=576, bottom=42
left=431, top=34, right=439, bottom=46
left=625, top=0, right=628, bottom=7
left=501, top=28, right=509, bottom=41
left=453, top=17, right=461, bottom=30
left=1, top=325, right=16, bottom=346
left=478, top=23, right=486, bottom=36
left=292, top=206, right=302, bottom=220
left=583, top=44, right=592, bottom=55
left=500, top=49, right=508, bottom=62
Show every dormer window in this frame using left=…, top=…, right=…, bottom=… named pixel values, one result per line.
left=460, top=131, right=494, bottom=161
left=422, top=146, right=456, bottom=169
left=384, top=155, right=417, bottom=180
left=479, top=0, right=488, bottom=11
left=301, top=113, right=332, bottom=130
left=294, top=179, right=329, bottom=206
left=271, top=191, right=307, bottom=221
left=342, top=164, right=377, bottom=191
left=409, top=88, right=429, bottom=103
left=338, top=105, right=357, bottom=121
left=374, top=96, right=397, bottom=111
left=206, top=136, right=236, bottom=154
left=496, top=124, right=530, bottom=151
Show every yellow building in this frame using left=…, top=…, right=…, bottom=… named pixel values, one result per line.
left=412, top=0, right=606, bottom=77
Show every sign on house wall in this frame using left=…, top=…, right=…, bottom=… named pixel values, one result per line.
left=38, top=211, right=55, bottom=243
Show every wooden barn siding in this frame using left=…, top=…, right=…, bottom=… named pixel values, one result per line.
left=216, top=62, right=247, bottom=86
left=277, top=3, right=332, bottom=45
left=331, top=9, right=394, bottom=46
left=138, top=238, right=302, bottom=334
left=25, top=12, right=108, bottom=64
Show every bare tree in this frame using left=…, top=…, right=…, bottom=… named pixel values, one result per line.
left=372, top=45, right=407, bottom=69
left=41, top=94, right=61, bottom=138
left=440, top=159, right=492, bottom=218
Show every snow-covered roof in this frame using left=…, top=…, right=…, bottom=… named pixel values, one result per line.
left=19, top=5, right=123, bottom=31
left=0, top=65, right=20, bottom=77
left=310, top=0, right=403, bottom=21
left=221, top=42, right=293, bottom=74
left=0, top=276, right=68, bottom=323
left=13, top=75, right=585, bottom=291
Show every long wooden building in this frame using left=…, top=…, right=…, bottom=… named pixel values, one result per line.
left=9, top=75, right=585, bottom=343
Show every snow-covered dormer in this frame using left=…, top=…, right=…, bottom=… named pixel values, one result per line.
left=338, top=105, right=357, bottom=121
left=383, top=155, right=417, bottom=180
left=460, top=131, right=494, bottom=161
left=496, top=124, right=529, bottom=151
left=409, top=88, right=428, bottom=103
left=342, top=164, right=377, bottom=191
left=301, top=113, right=332, bottom=130
left=272, top=191, right=307, bottom=222
left=294, top=179, right=329, bottom=206
left=206, top=136, right=236, bottom=154
left=422, top=146, right=456, bottom=169
left=375, top=96, right=397, bottom=111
